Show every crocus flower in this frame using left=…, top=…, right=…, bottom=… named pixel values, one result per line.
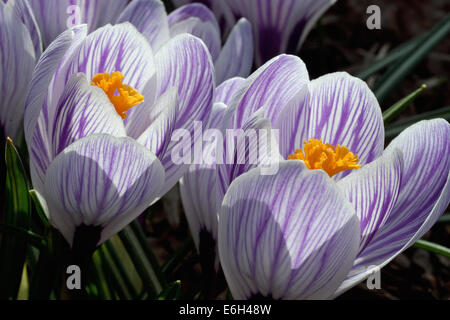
left=173, top=0, right=336, bottom=66
left=24, top=23, right=214, bottom=245
left=181, top=54, right=450, bottom=298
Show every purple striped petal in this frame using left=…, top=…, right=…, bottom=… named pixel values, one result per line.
left=306, top=72, right=384, bottom=169
left=272, top=84, right=310, bottom=158
left=154, top=34, right=215, bottom=196
left=29, top=0, right=128, bottom=47
left=214, top=76, right=246, bottom=105
left=137, top=88, right=179, bottom=158
left=44, top=134, right=164, bottom=246
left=214, top=18, right=253, bottom=84
left=218, top=160, right=360, bottom=299
left=24, top=25, right=87, bottom=147
left=0, top=0, right=36, bottom=140
left=217, top=109, right=282, bottom=207
left=168, top=3, right=221, bottom=61
left=225, top=54, right=309, bottom=129
left=25, top=25, right=87, bottom=193
left=9, top=0, right=42, bottom=57
left=335, top=119, right=450, bottom=296
left=226, top=0, right=336, bottom=66
left=57, top=22, right=155, bottom=97
left=50, top=73, right=126, bottom=157
left=337, top=150, right=403, bottom=252
left=274, top=72, right=384, bottom=173
left=172, top=0, right=236, bottom=35
left=116, top=0, right=170, bottom=52
left=179, top=102, right=229, bottom=256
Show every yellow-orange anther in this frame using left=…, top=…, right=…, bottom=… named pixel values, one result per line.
left=288, top=138, right=361, bottom=177
left=91, top=72, right=144, bottom=119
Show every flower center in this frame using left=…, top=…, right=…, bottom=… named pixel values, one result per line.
left=288, top=138, right=360, bottom=177
left=91, top=72, right=144, bottom=119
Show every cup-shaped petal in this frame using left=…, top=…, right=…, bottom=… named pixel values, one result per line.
left=154, top=34, right=215, bottom=196
left=335, top=119, right=450, bottom=296
left=219, top=161, right=360, bottom=299
left=116, top=0, right=170, bottom=52
left=274, top=72, right=385, bottom=175
left=44, top=134, right=164, bottom=246
left=214, top=18, right=253, bottom=84
left=168, top=3, right=221, bottom=61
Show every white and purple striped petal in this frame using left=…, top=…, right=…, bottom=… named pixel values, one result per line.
left=337, top=150, right=403, bottom=252
left=306, top=72, right=384, bottom=169
left=116, top=0, right=170, bottom=52
left=224, top=54, right=309, bottom=129
left=179, top=102, right=227, bottom=257
left=25, top=25, right=87, bottom=193
left=7, top=0, right=42, bottom=57
left=168, top=3, right=221, bottom=61
left=335, top=119, right=450, bottom=296
left=57, top=22, right=155, bottom=97
left=154, top=34, right=215, bottom=196
left=44, top=134, right=164, bottom=246
left=0, top=0, right=36, bottom=141
left=214, top=18, right=253, bottom=84
left=29, top=0, right=128, bottom=47
left=49, top=73, right=126, bottom=157
left=219, top=161, right=360, bottom=299
left=137, top=88, right=179, bottom=158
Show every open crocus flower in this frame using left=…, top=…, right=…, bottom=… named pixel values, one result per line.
left=182, top=54, right=450, bottom=299
left=180, top=55, right=308, bottom=266
left=24, top=23, right=214, bottom=245
left=173, top=0, right=336, bottom=66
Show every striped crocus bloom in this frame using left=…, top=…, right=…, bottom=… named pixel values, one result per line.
left=24, top=23, right=214, bottom=246
left=181, top=54, right=450, bottom=299
left=173, top=0, right=336, bottom=66
left=0, top=0, right=251, bottom=141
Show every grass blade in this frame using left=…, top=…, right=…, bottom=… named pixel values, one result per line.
left=373, top=14, right=450, bottom=103
left=413, top=240, right=450, bottom=258
left=157, top=280, right=181, bottom=300
left=383, top=84, right=427, bottom=124
left=385, top=105, right=450, bottom=139
left=118, top=225, right=164, bottom=298
left=356, top=32, right=428, bottom=80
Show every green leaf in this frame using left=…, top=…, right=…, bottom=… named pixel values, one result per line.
left=385, top=105, right=450, bottom=139
left=0, top=138, right=32, bottom=299
left=29, top=189, right=51, bottom=229
left=157, top=280, right=181, bottom=300
left=118, top=223, right=165, bottom=298
left=382, top=85, right=427, bottom=124
left=356, top=32, right=428, bottom=80
left=413, top=240, right=450, bottom=258
left=373, top=14, right=450, bottom=103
